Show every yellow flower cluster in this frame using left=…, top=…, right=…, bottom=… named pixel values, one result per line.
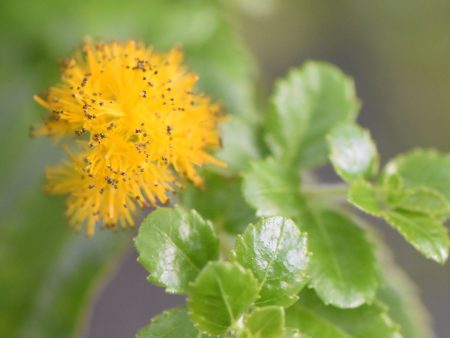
left=34, top=40, right=223, bottom=236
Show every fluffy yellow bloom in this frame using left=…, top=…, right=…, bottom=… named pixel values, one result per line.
left=34, top=40, right=223, bottom=236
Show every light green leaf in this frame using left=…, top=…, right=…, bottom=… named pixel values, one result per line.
left=303, top=209, right=379, bottom=308
left=283, top=328, right=306, bottom=338
left=384, top=149, right=450, bottom=200
left=349, top=180, right=450, bottom=263
left=217, top=116, right=261, bottom=173
left=243, top=306, right=285, bottom=338
left=327, top=123, right=379, bottom=182
left=382, top=173, right=405, bottom=206
left=285, top=290, right=401, bottom=338
left=188, top=261, right=259, bottom=336
left=384, top=210, right=449, bottom=264
left=267, top=67, right=311, bottom=164
left=181, top=172, right=255, bottom=234
left=348, top=180, right=383, bottom=217
left=395, top=188, right=450, bottom=217
left=267, top=61, right=360, bottom=168
left=135, top=206, right=219, bottom=294
left=137, top=307, right=209, bottom=338
left=234, top=217, right=310, bottom=307
left=242, top=158, right=301, bottom=218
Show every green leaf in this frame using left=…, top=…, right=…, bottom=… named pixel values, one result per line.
left=376, top=239, right=436, bottom=338
left=135, top=206, right=219, bottom=294
left=285, top=290, right=401, bottom=338
left=302, top=209, right=379, bottom=308
left=348, top=181, right=450, bottom=264
left=327, top=123, right=379, bottom=182
left=234, top=217, right=310, bottom=307
left=267, top=67, right=311, bottom=164
left=181, top=172, right=256, bottom=234
left=217, top=116, right=261, bottom=173
left=267, top=61, right=360, bottom=168
left=384, top=210, right=449, bottom=263
left=243, top=306, right=285, bottom=338
left=137, top=307, right=209, bottom=338
left=242, top=159, right=378, bottom=308
left=188, top=261, right=259, bottom=336
left=242, top=158, right=301, bottom=218
left=0, top=194, right=127, bottom=338
left=283, top=328, right=306, bottom=338
left=395, top=188, right=450, bottom=217
left=382, top=173, right=405, bottom=206
left=348, top=180, right=383, bottom=217
left=384, top=149, right=450, bottom=201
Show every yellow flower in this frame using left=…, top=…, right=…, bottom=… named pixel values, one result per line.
left=34, top=40, right=223, bottom=236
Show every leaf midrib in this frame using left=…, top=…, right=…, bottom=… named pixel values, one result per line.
left=154, top=226, right=200, bottom=272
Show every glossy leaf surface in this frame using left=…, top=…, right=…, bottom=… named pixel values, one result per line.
left=188, top=262, right=259, bottom=336
left=242, top=158, right=379, bottom=308
left=234, top=217, right=309, bottom=306
left=327, top=123, right=378, bottom=182
left=135, top=206, right=219, bottom=294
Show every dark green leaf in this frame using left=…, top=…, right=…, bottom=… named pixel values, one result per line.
left=302, top=210, right=379, bottom=308
left=137, top=307, right=209, bottom=338
left=234, top=217, right=309, bottom=307
left=135, top=206, right=219, bottom=294
left=267, top=62, right=360, bottom=168
left=188, top=261, right=259, bottom=336
left=327, top=123, right=378, bottom=182
left=242, top=158, right=301, bottom=218
left=285, top=290, right=401, bottom=338
left=180, top=172, right=255, bottom=234
left=243, top=306, right=285, bottom=338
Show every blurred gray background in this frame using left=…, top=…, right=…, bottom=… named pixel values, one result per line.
left=87, top=1, right=450, bottom=337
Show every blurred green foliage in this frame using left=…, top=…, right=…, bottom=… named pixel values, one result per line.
left=0, top=0, right=258, bottom=336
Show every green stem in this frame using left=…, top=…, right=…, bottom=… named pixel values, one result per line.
left=218, top=226, right=234, bottom=260
left=302, top=183, right=348, bottom=203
